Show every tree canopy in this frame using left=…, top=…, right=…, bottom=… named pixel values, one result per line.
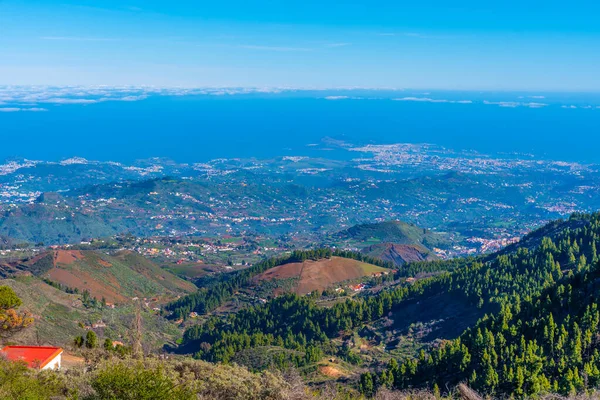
left=0, top=286, right=33, bottom=339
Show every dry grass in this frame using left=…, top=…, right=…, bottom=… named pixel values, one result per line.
left=457, top=384, right=483, bottom=400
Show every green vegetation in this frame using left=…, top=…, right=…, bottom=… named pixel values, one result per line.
left=363, top=243, right=437, bottom=266
left=365, top=212, right=600, bottom=397
left=180, top=281, right=432, bottom=366
left=0, top=358, right=65, bottom=400
left=5, top=185, right=600, bottom=399
left=27, top=250, right=196, bottom=303
left=85, top=330, right=98, bottom=349
left=0, top=285, right=33, bottom=339
left=178, top=212, right=600, bottom=398
left=1, top=276, right=181, bottom=348
left=336, top=220, right=448, bottom=249
left=0, top=355, right=351, bottom=400
left=166, top=248, right=397, bottom=320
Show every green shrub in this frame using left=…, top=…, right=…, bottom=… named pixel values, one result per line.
left=89, top=360, right=195, bottom=400
left=0, top=358, right=64, bottom=400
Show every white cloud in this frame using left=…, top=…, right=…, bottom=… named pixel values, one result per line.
left=114, top=95, right=148, bottom=101
left=0, top=86, right=156, bottom=111
left=393, top=97, right=472, bottom=104
left=483, top=100, right=519, bottom=108
left=324, top=95, right=368, bottom=100
left=0, top=107, right=48, bottom=112
left=36, top=95, right=148, bottom=105
left=484, top=100, right=548, bottom=108
left=526, top=102, right=548, bottom=108
left=0, top=86, right=299, bottom=111
left=560, top=104, right=600, bottom=110
left=392, top=98, right=547, bottom=108
left=44, top=98, right=99, bottom=104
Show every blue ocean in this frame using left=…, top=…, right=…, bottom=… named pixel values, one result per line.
left=1, top=90, right=600, bottom=163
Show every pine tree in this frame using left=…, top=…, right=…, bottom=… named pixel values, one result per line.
left=86, top=330, right=98, bottom=349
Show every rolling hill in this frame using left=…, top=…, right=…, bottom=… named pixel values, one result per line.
left=21, top=250, right=196, bottom=303
left=252, top=256, right=388, bottom=295
left=0, top=201, right=123, bottom=245
left=362, top=242, right=437, bottom=266
left=1, top=275, right=182, bottom=348
left=336, top=220, right=448, bottom=249
left=0, top=177, right=312, bottom=245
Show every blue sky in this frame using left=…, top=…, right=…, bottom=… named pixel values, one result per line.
left=1, top=1, right=600, bottom=90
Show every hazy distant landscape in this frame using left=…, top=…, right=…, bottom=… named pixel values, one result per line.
left=3, top=88, right=600, bottom=399
left=2, top=0, right=600, bottom=398
left=2, top=130, right=600, bottom=257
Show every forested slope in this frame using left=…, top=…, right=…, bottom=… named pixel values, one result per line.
left=179, top=213, right=600, bottom=398
left=166, top=248, right=398, bottom=319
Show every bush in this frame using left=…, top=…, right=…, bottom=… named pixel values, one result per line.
left=0, top=355, right=348, bottom=399
left=0, top=358, right=64, bottom=400
left=86, top=331, right=98, bottom=349
left=89, top=360, right=195, bottom=400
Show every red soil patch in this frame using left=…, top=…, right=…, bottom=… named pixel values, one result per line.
left=297, top=257, right=370, bottom=294
left=255, top=262, right=303, bottom=281
left=319, top=365, right=344, bottom=378
left=53, top=250, right=85, bottom=266
left=45, top=267, right=126, bottom=303
left=254, top=256, right=374, bottom=295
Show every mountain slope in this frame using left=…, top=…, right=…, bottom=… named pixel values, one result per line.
left=28, top=250, right=196, bottom=303
left=337, top=220, right=448, bottom=249
left=373, top=211, right=600, bottom=397
left=252, top=256, right=388, bottom=295
left=0, top=177, right=311, bottom=245
left=362, top=243, right=437, bottom=266
left=180, top=212, right=600, bottom=398
left=1, top=276, right=181, bottom=348
left=0, top=203, right=122, bottom=245
left=497, top=212, right=591, bottom=256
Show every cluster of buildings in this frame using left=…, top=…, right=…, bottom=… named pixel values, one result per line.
left=0, top=184, right=41, bottom=203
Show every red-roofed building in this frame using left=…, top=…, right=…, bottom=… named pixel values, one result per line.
left=1, top=346, right=63, bottom=370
